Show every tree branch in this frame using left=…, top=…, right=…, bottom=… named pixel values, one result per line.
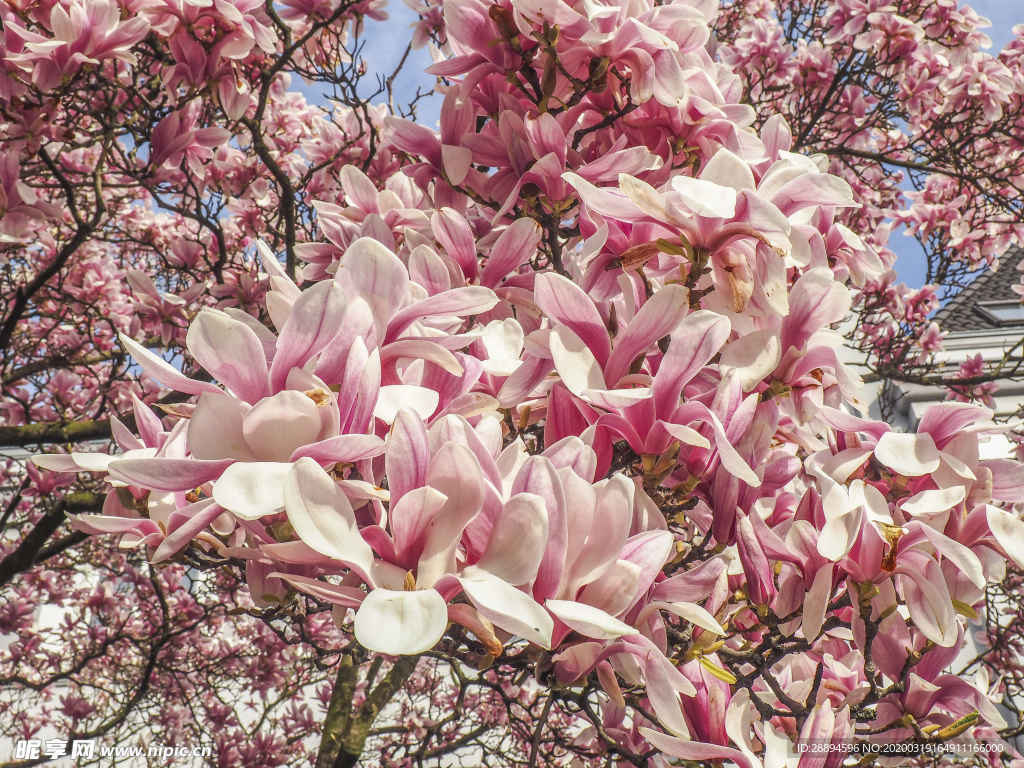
left=316, top=653, right=420, bottom=768
left=0, top=492, right=104, bottom=587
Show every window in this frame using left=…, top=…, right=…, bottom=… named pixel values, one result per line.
left=975, top=301, right=1024, bottom=326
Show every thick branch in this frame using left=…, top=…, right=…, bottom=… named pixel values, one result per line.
left=0, top=492, right=104, bottom=587
left=316, top=654, right=420, bottom=768
left=0, top=376, right=205, bottom=447
left=0, top=419, right=115, bottom=447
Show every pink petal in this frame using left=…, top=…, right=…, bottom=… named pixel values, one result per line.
left=639, top=729, right=756, bottom=768
left=815, top=406, right=890, bottom=440
left=474, top=493, right=548, bottom=585
left=428, top=414, right=503, bottom=490
left=386, top=408, right=431, bottom=506
left=511, top=456, right=566, bottom=601
left=290, top=434, right=386, bottom=465
left=242, top=390, right=322, bottom=463
left=108, top=457, right=233, bottom=491
left=188, top=391, right=256, bottom=461
left=381, top=339, right=464, bottom=376
left=771, top=172, right=856, bottom=216
left=618, top=530, right=675, bottom=613
left=334, top=237, right=410, bottom=314
left=271, top=573, right=366, bottom=608
left=779, top=268, right=851, bottom=354
left=565, top=474, right=633, bottom=591
left=68, top=514, right=160, bottom=537
left=534, top=272, right=611, bottom=366
left=605, top=285, right=690, bottom=386
left=339, top=165, right=380, bottom=214
left=119, top=333, right=222, bottom=397
left=917, top=402, right=994, bottom=449
left=270, top=281, right=348, bottom=391
left=186, top=309, right=270, bottom=404
left=652, top=310, right=731, bottom=416
left=441, top=144, right=473, bottom=187
left=408, top=245, right=452, bottom=295
left=416, top=443, right=485, bottom=587
left=384, top=115, right=442, bottom=167
left=562, top=172, right=647, bottom=222
left=986, top=459, right=1024, bottom=503
left=480, top=218, right=542, bottom=288
left=385, top=286, right=499, bottom=343
left=391, top=486, right=449, bottom=570
left=896, top=554, right=959, bottom=647
left=151, top=500, right=224, bottom=563
left=578, top=559, right=641, bottom=617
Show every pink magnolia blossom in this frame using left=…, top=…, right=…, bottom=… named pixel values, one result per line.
left=5, top=0, right=150, bottom=91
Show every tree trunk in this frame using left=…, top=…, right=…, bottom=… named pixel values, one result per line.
left=316, top=654, right=420, bottom=768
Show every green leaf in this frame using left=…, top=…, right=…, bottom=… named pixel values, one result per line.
left=699, top=656, right=737, bottom=685
left=951, top=599, right=978, bottom=620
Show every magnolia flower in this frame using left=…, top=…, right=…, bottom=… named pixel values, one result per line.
left=5, top=0, right=150, bottom=91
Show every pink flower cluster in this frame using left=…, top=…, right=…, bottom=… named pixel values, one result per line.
left=39, top=196, right=1024, bottom=764
left=4, top=0, right=1024, bottom=761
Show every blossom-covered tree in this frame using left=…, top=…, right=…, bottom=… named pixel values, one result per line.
left=1, top=0, right=1024, bottom=766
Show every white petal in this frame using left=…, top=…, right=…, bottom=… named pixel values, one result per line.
left=718, top=329, right=781, bottom=392
left=32, top=451, right=135, bottom=474
left=70, top=452, right=120, bottom=472
left=459, top=570, right=553, bottom=648
left=481, top=359, right=524, bottom=377
left=284, top=458, right=375, bottom=579
left=817, top=506, right=863, bottom=562
left=819, top=447, right=873, bottom=484
left=474, top=493, right=548, bottom=585
left=32, top=454, right=86, bottom=472
left=581, top=387, right=652, bottom=409
left=671, top=175, right=737, bottom=218
left=874, top=432, right=940, bottom=477
left=822, top=483, right=856, bottom=521
left=986, top=506, right=1024, bottom=569
left=914, top=524, right=985, bottom=589
left=699, top=148, right=756, bottom=192
left=373, top=385, right=439, bottom=424
left=661, top=422, right=711, bottom=450
left=802, top=564, right=834, bottom=640
left=618, top=173, right=690, bottom=227
left=849, top=479, right=892, bottom=524
left=212, top=462, right=291, bottom=520
left=549, top=325, right=605, bottom=396
left=939, top=450, right=976, bottom=481
left=725, top=688, right=764, bottom=768
left=481, top=318, right=524, bottom=362
left=354, top=588, right=448, bottom=655
left=546, top=599, right=635, bottom=640
left=902, top=487, right=966, bottom=517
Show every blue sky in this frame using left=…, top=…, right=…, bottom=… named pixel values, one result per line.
left=323, top=1, right=1023, bottom=291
